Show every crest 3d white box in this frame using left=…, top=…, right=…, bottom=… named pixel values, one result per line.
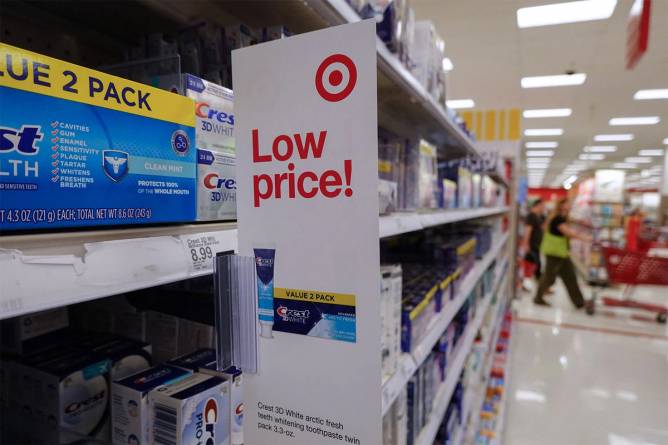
left=0, top=43, right=197, bottom=230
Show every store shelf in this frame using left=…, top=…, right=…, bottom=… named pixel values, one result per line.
left=380, top=207, right=509, bottom=238
left=1, top=207, right=508, bottom=320
left=0, top=224, right=238, bottom=319
left=459, top=287, right=509, bottom=445
left=414, top=261, right=506, bottom=445
left=382, top=232, right=509, bottom=415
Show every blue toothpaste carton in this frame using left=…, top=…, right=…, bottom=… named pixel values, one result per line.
left=0, top=43, right=196, bottom=230
left=112, top=364, right=192, bottom=445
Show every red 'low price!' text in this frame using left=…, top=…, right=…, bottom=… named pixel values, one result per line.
left=252, top=128, right=352, bottom=207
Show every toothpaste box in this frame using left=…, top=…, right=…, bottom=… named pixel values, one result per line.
left=201, top=365, right=243, bottom=445
left=184, top=74, right=236, bottom=221
left=0, top=306, right=69, bottom=354
left=149, top=373, right=230, bottom=445
left=112, top=364, right=192, bottom=445
left=83, top=335, right=153, bottom=381
left=0, top=43, right=196, bottom=230
left=20, top=350, right=112, bottom=444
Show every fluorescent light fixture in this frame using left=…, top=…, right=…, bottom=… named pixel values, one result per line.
left=663, top=138, right=668, bottom=145
left=641, top=170, right=651, bottom=178
left=517, top=0, right=617, bottom=28
left=584, top=145, right=617, bottom=152
left=564, top=175, right=578, bottom=184
left=613, top=163, right=637, bottom=169
left=594, top=134, right=634, bottom=141
left=524, top=128, right=564, bottom=136
left=609, top=116, right=660, bottom=126
left=638, top=149, right=664, bottom=156
left=521, top=74, right=586, bottom=88
left=527, top=150, right=555, bottom=157
left=579, top=153, right=605, bottom=160
left=527, top=157, right=552, bottom=163
left=523, top=108, right=572, bottom=118
left=442, top=58, right=453, bottom=72
left=625, top=157, right=652, bottom=163
left=447, top=99, right=475, bottom=109
left=634, top=89, right=668, bottom=100
left=526, top=141, right=558, bottom=148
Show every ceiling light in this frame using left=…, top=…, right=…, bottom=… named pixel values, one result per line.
left=663, top=138, right=668, bottom=145
left=442, top=58, right=453, bottom=72
left=527, top=150, right=555, bottom=157
left=579, top=154, right=605, bottom=160
left=526, top=142, right=558, bottom=148
left=613, top=163, right=637, bottom=169
left=625, top=157, right=652, bottom=163
left=594, top=134, right=634, bottom=141
left=584, top=145, right=617, bottom=153
left=609, top=116, right=660, bottom=126
left=521, top=74, right=586, bottom=88
left=517, top=0, right=617, bottom=28
left=527, top=157, right=552, bottom=162
left=525, top=128, right=564, bottom=136
left=638, top=149, right=664, bottom=156
left=641, top=170, right=651, bottom=178
left=446, top=99, right=475, bottom=109
left=634, top=89, right=668, bottom=100
left=523, top=108, right=572, bottom=118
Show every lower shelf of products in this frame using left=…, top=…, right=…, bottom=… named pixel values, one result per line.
left=381, top=233, right=510, bottom=414
left=411, top=264, right=509, bottom=445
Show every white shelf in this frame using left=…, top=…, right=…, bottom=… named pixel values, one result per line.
left=380, top=207, right=509, bottom=238
left=381, top=233, right=509, bottom=414
left=0, top=207, right=508, bottom=320
left=459, top=282, right=509, bottom=445
left=414, top=260, right=506, bottom=445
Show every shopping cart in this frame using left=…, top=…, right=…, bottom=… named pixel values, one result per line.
left=586, top=246, right=668, bottom=324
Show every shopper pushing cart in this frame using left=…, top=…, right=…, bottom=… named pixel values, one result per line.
left=534, top=198, right=592, bottom=308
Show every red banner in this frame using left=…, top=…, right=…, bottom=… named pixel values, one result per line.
left=626, top=0, right=651, bottom=69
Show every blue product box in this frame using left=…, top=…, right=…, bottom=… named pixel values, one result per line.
left=0, top=43, right=196, bottom=230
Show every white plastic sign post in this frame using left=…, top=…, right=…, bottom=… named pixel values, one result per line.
left=233, top=21, right=381, bottom=445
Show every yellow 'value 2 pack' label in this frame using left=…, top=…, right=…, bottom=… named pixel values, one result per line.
left=0, top=43, right=196, bottom=230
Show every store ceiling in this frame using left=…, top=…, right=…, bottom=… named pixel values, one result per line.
left=413, top=0, right=668, bottom=187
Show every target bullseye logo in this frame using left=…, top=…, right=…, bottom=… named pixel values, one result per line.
left=315, top=54, right=357, bottom=102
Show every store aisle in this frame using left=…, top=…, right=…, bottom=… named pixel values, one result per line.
left=504, top=282, right=668, bottom=445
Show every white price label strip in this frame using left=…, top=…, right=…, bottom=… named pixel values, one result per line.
left=180, top=230, right=238, bottom=273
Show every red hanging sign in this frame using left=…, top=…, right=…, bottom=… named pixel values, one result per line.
left=626, top=0, right=651, bottom=69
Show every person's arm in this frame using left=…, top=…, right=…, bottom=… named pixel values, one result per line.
left=558, top=223, right=592, bottom=242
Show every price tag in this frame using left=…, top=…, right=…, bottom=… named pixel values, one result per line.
left=181, top=230, right=237, bottom=273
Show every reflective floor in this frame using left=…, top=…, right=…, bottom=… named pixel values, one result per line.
left=504, top=279, right=668, bottom=445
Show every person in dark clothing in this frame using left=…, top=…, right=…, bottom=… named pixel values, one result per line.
left=522, top=199, right=545, bottom=280
left=534, top=198, right=592, bottom=308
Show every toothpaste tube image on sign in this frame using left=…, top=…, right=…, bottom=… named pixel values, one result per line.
left=184, top=74, right=237, bottom=221
left=0, top=43, right=196, bottom=230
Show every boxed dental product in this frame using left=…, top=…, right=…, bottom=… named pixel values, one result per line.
left=200, top=365, right=244, bottom=445
left=168, top=348, right=217, bottom=371
left=418, top=140, right=439, bottom=209
left=378, top=141, right=402, bottom=214
left=0, top=43, right=197, bottom=231
left=1, top=307, right=69, bottom=355
left=112, top=365, right=192, bottom=445
left=16, top=349, right=112, bottom=444
left=80, top=334, right=153, bottom=381
left=380, top=264, right=402, bottom=381
left=184, top=74, right=237, bottom=221
left=149, top=372, right=231, bottom=445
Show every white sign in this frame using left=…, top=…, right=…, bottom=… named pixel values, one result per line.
left=595, top=170, right=625, bottom=202
left=233, top=21, right=381, bottom=445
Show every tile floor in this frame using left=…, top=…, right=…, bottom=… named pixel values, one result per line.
left=503, top=279, right=668, bottom=445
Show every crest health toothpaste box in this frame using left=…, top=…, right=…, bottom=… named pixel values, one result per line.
left=149, top=372, right=230, bottom=445
left=184, top=74, right=237, bottom=221
left=0, top=43, right=196, bottom=230
left=112, top=364, right=192, bottom=445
